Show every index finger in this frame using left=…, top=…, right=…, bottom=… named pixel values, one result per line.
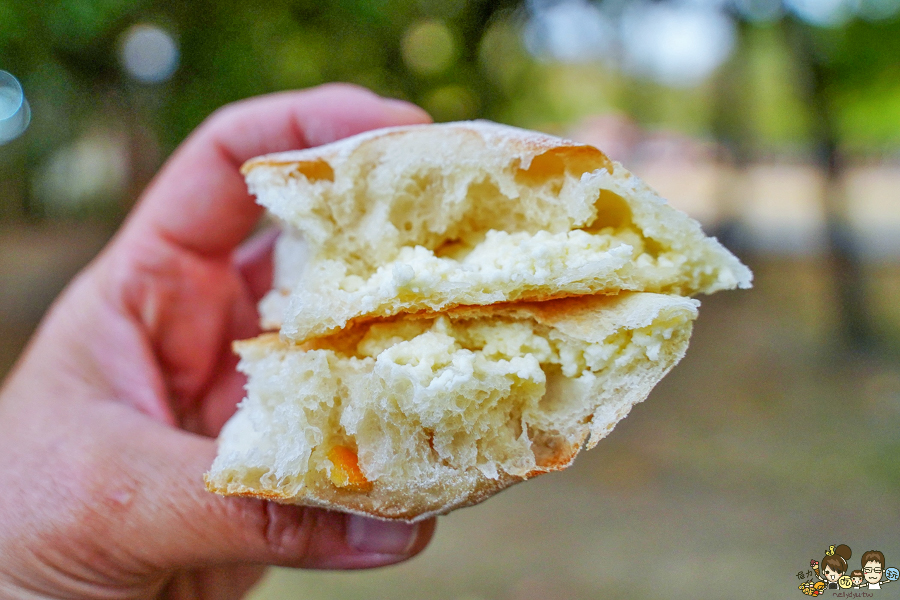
left=125, top=84, right=431, bottom=256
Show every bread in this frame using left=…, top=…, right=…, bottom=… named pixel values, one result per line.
left=207, top=120, right=751, bottom=521
left=242, top=121, right=751, bottom=340
left=205, top=292, right=698, bottom=521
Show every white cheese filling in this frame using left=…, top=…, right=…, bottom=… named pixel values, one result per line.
left=262, top=226, right=694, bottom=336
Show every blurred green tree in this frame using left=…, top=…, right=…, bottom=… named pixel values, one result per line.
left=1, top=0, right=899, bottom=223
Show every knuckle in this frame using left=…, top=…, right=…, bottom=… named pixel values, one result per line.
left=203, top=102, right=241, bottom=132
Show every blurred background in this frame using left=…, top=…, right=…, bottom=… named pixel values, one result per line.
left=2, top=0, right=900, bottom=598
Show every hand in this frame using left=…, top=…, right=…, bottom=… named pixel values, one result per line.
left=0, top=84, right=435, bottom=599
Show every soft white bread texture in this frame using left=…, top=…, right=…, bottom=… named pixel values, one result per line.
left=205, top=292, right=699, bottom=522
left=243, top=121, right=751, bottom=341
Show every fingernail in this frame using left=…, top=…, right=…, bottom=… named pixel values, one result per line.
left=346, top=514, right=419, bottom=555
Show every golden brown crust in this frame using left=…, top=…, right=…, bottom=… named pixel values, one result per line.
left=205, top=431, right=586, bottom=522
left=281, top=293, right=606, bottom=348
left=267, top=292, right=682, bottom=352
left=246, top=293, right=612, bottom=350
left=240, top=121, right=612, bottom=176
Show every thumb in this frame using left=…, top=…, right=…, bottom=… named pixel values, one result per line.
left=127, top=424, right=436, bottom=571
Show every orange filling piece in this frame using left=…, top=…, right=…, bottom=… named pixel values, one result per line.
left=327, top=445, right=373, bottom=491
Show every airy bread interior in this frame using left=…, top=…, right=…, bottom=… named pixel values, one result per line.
left=206, top=293, right=699, bottom=521
left=244, top=121, right=751, bottom=340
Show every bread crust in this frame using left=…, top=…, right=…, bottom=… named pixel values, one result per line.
left=207, top=293, right=698, bottom=522
left=241, top=120, right=613, bottom=175
left=204, top=439, right=584, bottom=522
left=207, top=121, right=748, bottom=521
left=243, top=120, right=751, bottom=341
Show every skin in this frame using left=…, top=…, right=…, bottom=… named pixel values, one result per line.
left=865, top=560, right=884, bottom=585
left=0, top=84, right=435, bottom=599
left=823, top=565, right=842, bottom=583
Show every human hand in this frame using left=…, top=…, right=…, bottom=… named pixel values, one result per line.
left=0, top=84, right=434, bottom=599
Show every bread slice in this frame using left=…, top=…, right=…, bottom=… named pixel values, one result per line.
left=242, top=121, right=750, bottom=341
left=205, top=292, right=699, bottom=522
